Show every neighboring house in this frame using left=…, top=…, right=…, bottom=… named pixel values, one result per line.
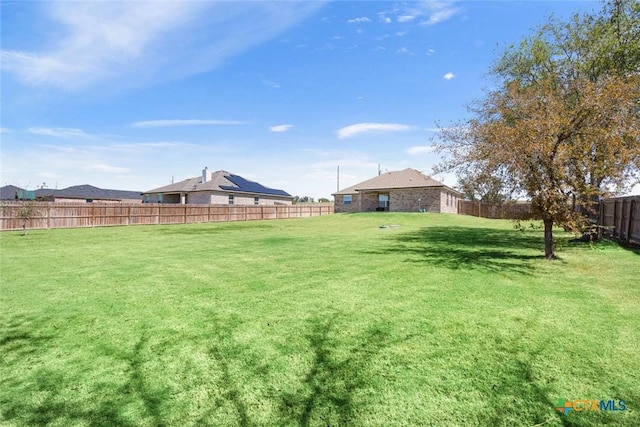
left=333, top=168, right=462, bottom=213
left=0, top=185, right=34, bottom=201
left=34, top=185, right=143, bottom=203
left=142, top=168, right=293, bottom=205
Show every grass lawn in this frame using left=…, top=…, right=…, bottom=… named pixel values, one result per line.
left=1, top=213, right=638, bottom=426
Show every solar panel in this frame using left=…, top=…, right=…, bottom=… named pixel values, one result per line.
left=220, top=174, right=291, bottom=197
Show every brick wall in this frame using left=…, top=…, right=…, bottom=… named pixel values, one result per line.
left=334, top=194, right=360, bottom=213
left=389, top=188, right=442, bottom=212
left=335, top=188, right=461, bottom=213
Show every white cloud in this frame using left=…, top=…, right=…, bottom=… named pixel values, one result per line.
left=406, top=145, right=437, bottom=155
left=347, top=17, right=371, bottom=24
left=426, top=48, right=436, bottom=55
left=388, top=1, right=460, bottom=27
left=37, top=172, right=63, bottom=179
left=396, top=47, right=412, bottom=55
left=0, top=128, right=11, bottom=133
left=443, top=72, right=455, bottom=80
left=269, top=124, right=294, bottom=133
left=28, top=127, right=93, bottom=138
left=131, top=119, right=245, bottom=128
left=337, top=122, right=414, bottom=139
left=259, top=74, right=281, bottom=89
left=397, top=15, right=416, bottom=23
left=86, top=164, right=132, bottom=174
left=1, top=2, right=326, bottom=90
left=422, top=6, right=460, bottom=26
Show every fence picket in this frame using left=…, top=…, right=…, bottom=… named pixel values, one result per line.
left=0, top=203, right=334, bottom=231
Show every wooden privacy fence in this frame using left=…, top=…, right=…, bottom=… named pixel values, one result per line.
left=0, top=203, right=334, bottom=231
left=600, top=196, right=640, bottom=244
left=457, top=200, right=535, bottom=220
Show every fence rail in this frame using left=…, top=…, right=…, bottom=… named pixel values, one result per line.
left=458, top=196, right=640, bottom=245
left=457, top=200, right=535, bottom=220
left=0, top=203, right=334, bottom=231
left=600, top=196, right=640, bottom=245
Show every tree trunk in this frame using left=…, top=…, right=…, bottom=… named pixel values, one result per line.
left=543, top=218, right=555, bottom=260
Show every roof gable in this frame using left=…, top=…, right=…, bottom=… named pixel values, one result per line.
left=144, top=170, right=291, bottom=198
left=334, top=168, right=451, bottom=195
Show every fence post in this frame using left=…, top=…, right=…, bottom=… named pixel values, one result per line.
left=628, top=199, right=633, bottom=242
left=598, top=199, right=604, bottom=239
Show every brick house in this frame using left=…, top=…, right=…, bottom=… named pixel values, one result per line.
left=143, top=168, right=293, bottom=205
left=333, top=168, right=462, bottom=213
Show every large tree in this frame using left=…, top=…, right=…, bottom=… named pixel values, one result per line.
left=456, top=165, right=512, bottom=203
left=438, top=0, right=640, bottom=259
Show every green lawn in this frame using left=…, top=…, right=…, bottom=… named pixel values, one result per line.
left=1, top=213, right=638, bottom=426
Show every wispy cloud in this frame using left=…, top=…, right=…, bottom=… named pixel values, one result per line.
left=386, top=1, right=460, bottom=26
left=28, top=127, right=93, bottom=138
left=269, top=124, right=294, bottom=133
left=1, top=2, right=326, bottom=90
left=131, top=119, right=245, bottom=128
left=406, top=145, right=437, bottom=155
left=443, top=72, right=455, bottom=80
left=86, top=164, right=132, bottom=174
left=347, top=17, right=371, bottom=24
left=396, top=47, right=412, bottom=55
left=0, top=128, right=11, bottom=133
left=421, top=2, right=460, bottom=26
left=337, top=122, right=414, bottom=139
left=398, top=15, right=416, bottom=23
left=259, top=74, right=281, bottom=89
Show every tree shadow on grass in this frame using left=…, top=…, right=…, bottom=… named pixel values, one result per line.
left=0, top=314, right=57, bottom=361
left=368, top=226, right=553, bottom=275
left=2, top=326, right=172, bottom=427
left=195, top=312, right=397, bottom=426
left=479, top=336, right=567, bottom=427
left=278, top=313, right=394, bottom=426
left=1, top=314, right=129, bottom=426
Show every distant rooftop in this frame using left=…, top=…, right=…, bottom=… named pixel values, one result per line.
left=35, top=185, right=142, bottom=201
left=144, top=169, right=291, bottom=198
left=334, top=168, right=458, bottom=195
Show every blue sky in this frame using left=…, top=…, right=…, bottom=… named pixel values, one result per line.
left=1, top=0, right=606, bottom=199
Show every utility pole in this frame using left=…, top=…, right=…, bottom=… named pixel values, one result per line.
left=337, top=166, right=340, bottom=192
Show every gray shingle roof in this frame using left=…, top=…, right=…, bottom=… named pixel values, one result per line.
left=34, top=185, right=143, bottom=201
left=144, top=170, right=292, bottom=198
left=0, top=185, right=24, bottom=200
left=333, top=168, right=458, bottom=195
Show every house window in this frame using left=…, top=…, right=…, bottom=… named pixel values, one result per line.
left=343, top=195, right=352, bottom=205
left=379, top=194, right=389, bottom=208
left=86, top=198, right=93, bottom=203
left=228, top=194, right=234, bottom=205
left=254, top=196, right=259, bottom=205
